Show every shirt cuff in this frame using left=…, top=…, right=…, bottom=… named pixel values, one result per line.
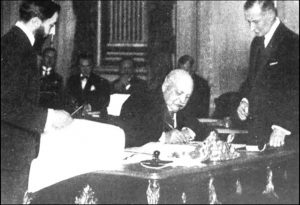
left=271, top=125, right=291, bottom=136
left=44, top=109, right=55, bottom=133
left=182, top=127, right=196, bottom=140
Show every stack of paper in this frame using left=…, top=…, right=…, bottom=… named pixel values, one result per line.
left=107, top=94, right=130, bottom=116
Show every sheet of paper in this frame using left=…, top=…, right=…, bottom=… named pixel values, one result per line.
left=28, top=119, right=125, bottom=193
left=107, top=94, right=130, bottom=116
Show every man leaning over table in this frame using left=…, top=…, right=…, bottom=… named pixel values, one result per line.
left=235, top=0, right=299, bottom=148
left=1, top=1, right=73, bottom=203
left=119, top=69, right=209, bottom=148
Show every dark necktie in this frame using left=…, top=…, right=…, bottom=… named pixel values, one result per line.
left=254, top=36, right=265, bottom=72
left=257, top=36, right=265, bottom=48
left=164, top=112, right=175, bottom=131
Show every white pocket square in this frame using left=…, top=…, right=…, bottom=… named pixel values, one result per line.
left=269, top=61, right=278, bottom=66
left=90, top=85, right=96, bottom=91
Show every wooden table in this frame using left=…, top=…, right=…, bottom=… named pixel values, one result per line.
left=28, top=147, right=298, bottom=204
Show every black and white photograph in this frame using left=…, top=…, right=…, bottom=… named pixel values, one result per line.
left=1, top=0, right=299, bottom=204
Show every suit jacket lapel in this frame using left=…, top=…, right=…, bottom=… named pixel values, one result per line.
left=254, top=23, right=286, bottom=77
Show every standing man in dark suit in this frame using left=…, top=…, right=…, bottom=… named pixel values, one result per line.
left=1, top=1, right=73, bottom=203
left=67, top=53, right=111, bottom=120
left=236, top=0, right=299, bottom=148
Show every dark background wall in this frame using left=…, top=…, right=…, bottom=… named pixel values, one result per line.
left=2, top=0, right=299, bottom=115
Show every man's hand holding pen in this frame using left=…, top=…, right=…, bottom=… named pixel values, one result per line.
left=164, top=127, right=195, bottom=144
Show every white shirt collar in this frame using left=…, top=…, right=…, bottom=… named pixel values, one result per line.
left=15, top=21, right=35, bottom=46
left=264, top=17, right=280, bottom=48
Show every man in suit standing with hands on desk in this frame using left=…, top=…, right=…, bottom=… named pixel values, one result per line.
left=1, top=1, right=73, bottom=203
left=236, top=0, right=299, bottom=148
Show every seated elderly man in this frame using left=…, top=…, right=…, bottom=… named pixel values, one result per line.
left=119, top=69, right=208, bottom=147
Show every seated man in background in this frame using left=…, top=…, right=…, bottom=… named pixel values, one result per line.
left=67, top=53, right=110, bottom=120
left=120, top=69, right=208, bottom=147
left=39, top=47, right=63, bottom=109
left=111, top=57, right=147, bottom=94
left=177, top=55, right=210, bottom=118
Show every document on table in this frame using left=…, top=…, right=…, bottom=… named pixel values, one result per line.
left=122, top=142, right=207, bottom=167
left=28, top=119, right=125, bottom=193
left=107, top=94, right=130, bottom=116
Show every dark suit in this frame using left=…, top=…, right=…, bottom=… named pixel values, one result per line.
left=239, top=22, right=299, bottom=146
left=119, top=89, right=209, bottom=147
left=67, top=72, right=110, bottom=118
left=1, top=26, right=48, bottom=203
left=39, top=69, right=64, bottom=109
left=110, top=75, right=148, bottom=94
left=181, top=74, right=210, bottom=118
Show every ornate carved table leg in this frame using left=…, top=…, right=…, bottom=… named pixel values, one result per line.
left=75, top=184, right=98, bottom=204
left=235, top=178, right=242, bottom=195
left=208, top=177, right=221, bottom=204
left=181, top=192, right=187, bottom=204
left=262, top=166, right=279, bottom=199
left=146, top=179, right=160, bottom=204
left=23, top=191, right=35, bottom=204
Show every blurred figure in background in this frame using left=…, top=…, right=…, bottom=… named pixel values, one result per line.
left=39, top=47, right=63, bottom=109
left=177, top=55, right=210, bottom=118
left=111, top=57, right=147, bottom=94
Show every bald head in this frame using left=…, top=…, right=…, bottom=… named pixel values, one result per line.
left=162, top=69, right=194, bottom=113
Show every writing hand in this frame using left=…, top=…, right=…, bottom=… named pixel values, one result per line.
left=181, top=127, right=196, bottom=142
left=165, top=129, right=190, bottom=144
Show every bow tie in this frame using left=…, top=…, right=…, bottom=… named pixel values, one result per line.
left=42, top=66, right=52, bottom=76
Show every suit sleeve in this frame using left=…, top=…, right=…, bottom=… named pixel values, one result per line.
left=94, top=78, right=111, bottom=109
left=119, top=94, right=163, bottom=147
left=177, top=111, right=210, bottom=141
left=1, top=43, right=48, bottom=134
left=267, top=36, right=299, bottom=133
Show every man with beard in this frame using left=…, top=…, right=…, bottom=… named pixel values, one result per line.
left=1, top=1, right=72, bottom=203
